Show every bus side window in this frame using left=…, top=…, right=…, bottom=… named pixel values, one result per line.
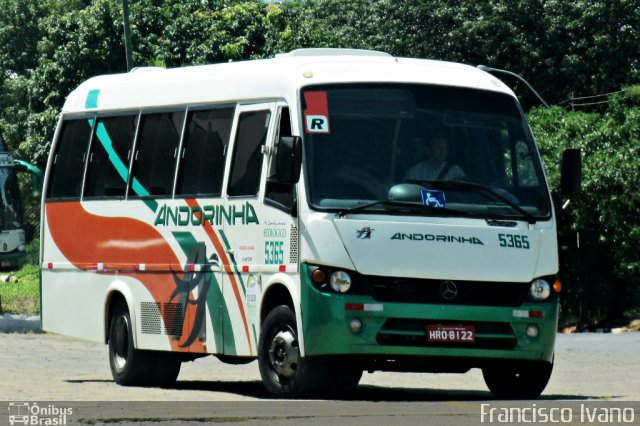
left=84, top=115, right=137, bottom=198
left=46, top=119, right=92, bottom=200
left=130, top=111, right=185, bottom=197
left=265, top=107, right=295, bottom=211
left=227, top=110, right=271, bottom=197
left=175, top=108, right=233, bottom=197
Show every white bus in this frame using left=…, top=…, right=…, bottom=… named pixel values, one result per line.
left=41, top=49, right=579, bottom=398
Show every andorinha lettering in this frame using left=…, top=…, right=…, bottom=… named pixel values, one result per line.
left=154, top=202, right=259, bottom=227
left=391, top=232, right=484, bottom=245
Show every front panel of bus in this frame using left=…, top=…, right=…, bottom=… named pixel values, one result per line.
left=297, top=83, right=559, bottom=368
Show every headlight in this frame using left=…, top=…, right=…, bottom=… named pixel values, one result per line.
left=529, top=279, right=551, bottom=301
left=330, top=271, right=352, bottom=293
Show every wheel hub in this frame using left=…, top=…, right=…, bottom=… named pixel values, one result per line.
left=268, top=329, right=299, bottom=378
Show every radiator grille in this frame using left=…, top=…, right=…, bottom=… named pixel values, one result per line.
left=367, top=277, right=529, bottom=307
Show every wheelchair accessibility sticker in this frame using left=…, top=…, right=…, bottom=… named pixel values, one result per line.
left=421, top=189, right=446, bottom=208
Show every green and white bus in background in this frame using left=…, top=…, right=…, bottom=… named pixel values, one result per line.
left=0, top=131, right=41, bottom=270
left=40, top=49, right=580, bottom=398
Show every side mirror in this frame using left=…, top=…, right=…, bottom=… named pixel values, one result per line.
left=275, top=136, right=302, bottom=185
left=560, top=148, right=581, bottom=198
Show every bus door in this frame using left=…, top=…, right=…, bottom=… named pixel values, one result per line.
left=221, top=103, right=277, bottom=357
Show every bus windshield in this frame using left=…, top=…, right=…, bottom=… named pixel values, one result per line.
left=301, top=84, right=551, bottom=221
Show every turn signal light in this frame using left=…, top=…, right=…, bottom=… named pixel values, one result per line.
left=553, top=279, right=562, bottom=293
left=311, top=268, right=326, bottom=284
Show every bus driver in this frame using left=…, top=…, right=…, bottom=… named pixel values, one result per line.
left=405, top=136, right=464, bottom=181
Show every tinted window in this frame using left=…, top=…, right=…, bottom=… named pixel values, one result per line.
left=130, top=111, right=184, bottom=197
left=266, top=107, right=294, bottom=210
left=227, top=110, right=270, bottom=196
left=175, top=108, right=233, bottom=196
left=84, top=115, right=137, bottom=198
left=302, top=84, right=551, bottom=219
left=47, top=119, right=92, bottom=199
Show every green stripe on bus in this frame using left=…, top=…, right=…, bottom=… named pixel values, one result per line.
left=85, top=89, right=153, bottom=206
left=171, top=231, right=232, bottom=354
left=172, top=232, right=198, bottom=257
left=85, top=89, right=100, bottom=109
left=218, top=229, right=246, bottom=297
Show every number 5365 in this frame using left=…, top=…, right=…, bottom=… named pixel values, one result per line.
left=498, top=234, right=530, bottom=249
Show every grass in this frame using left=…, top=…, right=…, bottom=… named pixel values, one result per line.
left=0, top=264, right=39, bottom=315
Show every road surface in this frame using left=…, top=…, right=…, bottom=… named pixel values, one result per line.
left=1, top=331, right=639, bottom=425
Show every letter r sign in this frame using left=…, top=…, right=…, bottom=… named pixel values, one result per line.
left=305, top=115, right=330, bottom=133
left=303, top=91, right=331, bottom=134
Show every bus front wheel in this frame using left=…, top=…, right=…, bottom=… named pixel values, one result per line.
left=482, top=358, right=553, bottom=399
left=258, top=305, right=330, bottom=398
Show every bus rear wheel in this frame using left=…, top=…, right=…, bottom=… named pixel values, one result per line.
left=482, top=359, right=553, bottom=399
left=258, top=305, right=330, bottom=398
left=108, top=301, right=181, bottom=386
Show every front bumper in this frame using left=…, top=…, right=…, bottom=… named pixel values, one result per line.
left=301, top=263, right=557, bottom=369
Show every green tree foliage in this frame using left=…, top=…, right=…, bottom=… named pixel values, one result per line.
left=130, top=0, right=276, bottom=66
left=0, top=2, right=44, bottom=78
left=269, top=0, right=640, bottom=107
left=0, top=0, right=126, bottom=167
left=529, top=92, right=640, bottom=324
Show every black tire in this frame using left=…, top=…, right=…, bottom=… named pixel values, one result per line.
left=258, top=305, right=330, bottom=398
left=321, top=361, right=362, bottom=398
left=482, top=358, right=553, bottom=399
left=334, top=364, right=363, bottom=391
left=108, top=301, right=181, bottom=386
left=152, top=352, right=181, bottom=387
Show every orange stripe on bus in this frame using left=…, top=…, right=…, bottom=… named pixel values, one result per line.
left=45, top=201, right=205, bottom=353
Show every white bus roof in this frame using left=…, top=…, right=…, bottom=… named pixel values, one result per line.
left=62, top=48, right=516, bottom=114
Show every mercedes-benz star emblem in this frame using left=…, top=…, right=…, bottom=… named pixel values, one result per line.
left=439, top=281, right=458, bottom=301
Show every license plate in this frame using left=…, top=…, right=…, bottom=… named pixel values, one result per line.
left=426, top=324, right=475, bottom=343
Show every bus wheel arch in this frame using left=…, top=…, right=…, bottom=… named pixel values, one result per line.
left=259, top=279, right=306, bottom=355
left=107, top=299, right=151, bottom=385
left=257, top=304, right=329, bottom=397
left=260, top=282, right=294, bottom=323
left=258, top=281, right=329, bottom=397
left=106, top=296, right=181, bottom=387
left=103, top=285, right=136, bottom=345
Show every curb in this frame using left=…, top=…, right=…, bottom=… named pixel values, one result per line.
left=0, top=314, right=42, bottom=333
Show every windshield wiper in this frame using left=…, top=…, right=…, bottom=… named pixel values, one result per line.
left=336, top=200, right=469, bottom=218
left=407, top=179, right=537, bottom=224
